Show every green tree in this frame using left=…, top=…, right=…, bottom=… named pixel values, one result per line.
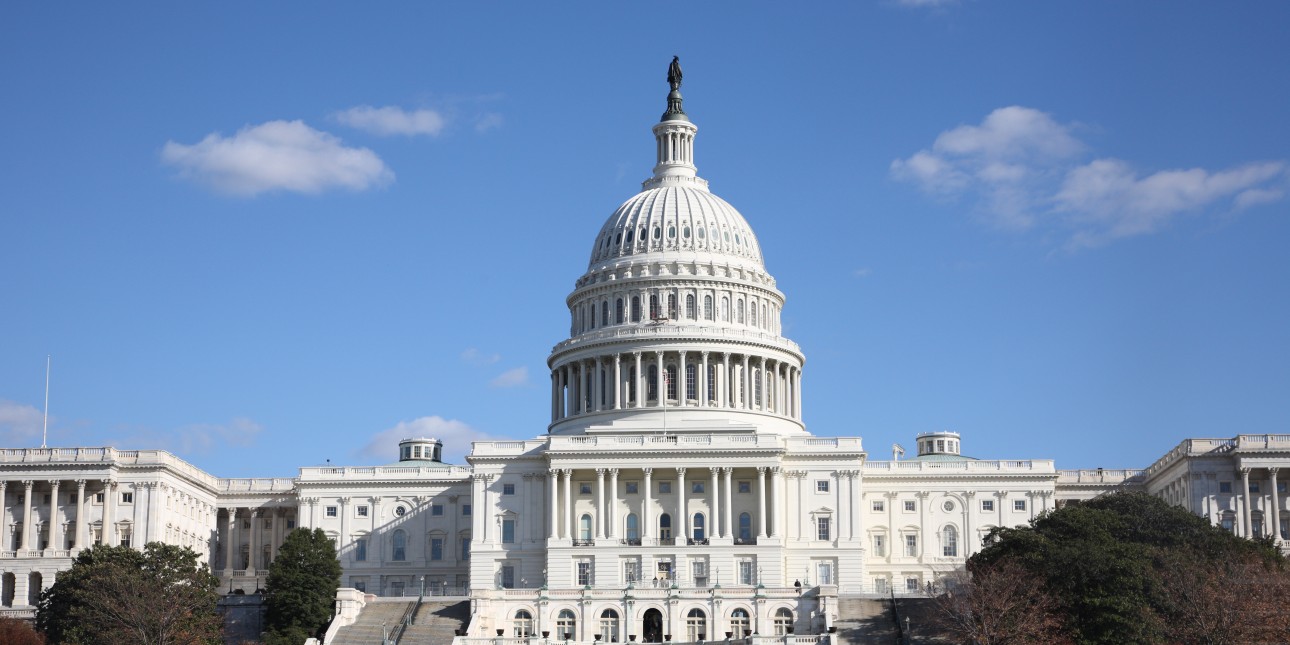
left=263, top=528, right=342, bottom=645
left=973, top=492, right=1284, bottom=645
left=36, top=542, right=222, bottom=645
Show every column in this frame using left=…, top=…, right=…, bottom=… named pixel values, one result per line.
left=337, top=498, right=350, bottom=568
left=248, top=509, right=262, bottom=573
left=677, top=467, right=687, bottom=541
left=549, top=470, right=560, bottom=539
left=642, top=468, right=653, bottom=541
left=655, top=351, right=665, bottom=407
left=772, top=467, right=786, bottom=538
left=963, top=492, right=976, bottom=558
left=613, top=354, right=622, bottom=410
left=678, top=350, right=688, bottom=403
left=760, top=358, right=769, bottom=410
left=709, top=468, right=720, bottom=539
left=1270, top=469, right=1281, bottom=541
left=608, top=469, right=620, bottom=539
left=699, top=352, right=709, bottom=407
left=634, top=353, right=643, bottom=409
left=269, top=510, right=280, bottom=564
left=48, top=480, right=61, bottom=552
left=593, top=358, right=603, bottom=412
left=562, top=469, right=574, bottom=540
left=20, top=480, right=35, bottom=551
left=0, top=481, right=7, bottom=551
left=148, top=482, right=163, bottom=543
left=1241, top=468, right=1253, bottom=537
left=742, top=355, right=751, bottom=410
left=835, top=472, right=847, bottom=542
left=104, top=480, right=118, bottom=546
left=756, top=468, right=767, bottom=539
left=793, top=368, right=802, bottom=418
left=720, top=353, right=729, bottom=408
left=595, top=469, right=606, bottom=539
left=722, top=468, right=733, bottom=540
left=224, top=510, right=236, bottom=574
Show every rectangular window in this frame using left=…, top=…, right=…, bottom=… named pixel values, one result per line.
left=903, top=500, right=916, bottom=512
left=817, top=562, right=833, bottom=585
left=906, top=577, right=920, bottom=592
left=738, top=481, right=751, bottom=494
left=872, top=500, right=884, bottom=512
left=121, top=492, right=133, bottom=504
left=1219, top=481, right=1233, bottom=493
left=659, top=481, right=672, bottom=494
left=354, top=581, right=366, bottom=593
left=816, top=480, right=830, bottom=493
left=287, top=520, right=296, bottom=529
left=326, top=506, right=338, bottom=518
left=1013, top=500, right=1027, bottom=512
left=905, top=534, right=918, bottom=557
left=430, top=538, right=443, bottom=561
left=431, top=504, right=444, bottom=516
left=626, top=482, right=639, bottom=494
left=692, top=482, right=705, bottom=494
left=502, top=519, right=516, bottom=544
left=355, top=539, right=367, bottom=561
left=738, top=560, right=754, bottom=585
left=873, top=535, right=885, bottom=557
left=1250, top=482, right=1261, bottom=493
left=503, top=483, right=516, bottom=496
left=502, top=565, right=515, bottom=589
left=356, top=505, right=369, bottom=518
left=577, top=561, right=593, bottom=586
left=580, top=483, right=592, bottom=495
left=461, top=538, right=470, bottom=561
left=95, top=493, right=104, bottom=504
left=624, top=560, right=640, bottom=584
left=692, top=560, right=708, bottom=587
left=981, top=500, right=995, bottom=512
left=817, top=517, right=831, bottom=541
left=462, top=504, right=472, bottom=516
left=874, top=578, right=888, bottom=595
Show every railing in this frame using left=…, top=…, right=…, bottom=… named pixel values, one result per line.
left=733, top=537, right=758, bottom=546
left=621, top=538, right=642, bottom=546
left=864, top=459, right=1055, bottom=473
left=389, top=598, right=416, bottom=644
left=297, top=464, right=473, bottom=479
left=549, top=323, right=803, bottom=356
left=1056, top=469, right=1146, bottom=484
left=0, top=447, right=222, bottom=487
left=217, top=478, right=296, bottom=492
left=572, top=539, right=595, bottom=547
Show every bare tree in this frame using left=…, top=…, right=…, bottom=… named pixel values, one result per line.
left=929, top=561, right=1071, bottom=645
left=1158, top=551, right=1290, bottom=645
left=73, top=560, right=223, bottom=645
left=0, top=617, right=45, bottom=645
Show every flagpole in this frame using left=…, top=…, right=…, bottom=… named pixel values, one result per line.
left=42, top=355, right=50, bottom=448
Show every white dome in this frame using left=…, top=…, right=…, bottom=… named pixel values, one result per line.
left=587, top=185, right=764, bottom=270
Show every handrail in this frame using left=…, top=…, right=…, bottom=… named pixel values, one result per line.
left=389, top=600, right=416, bottom=644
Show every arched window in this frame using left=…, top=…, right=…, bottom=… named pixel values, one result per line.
left=649, top=295, right=660, bottom=319
left=685, top=364, right=696, bottom=401
left=602, top=301, right=609, bottom=328
left=647, top=366, right=658, bottom=401
left=628, top=367, right=637, bottom=403
left=659, top=513, right=673, bottom=540
left=738, top=513, right=752, bottom=542
left=626, top=229, right=634, bottom=245
left=737, top=299, right=745, bottom=324
left=392, top=530, right=406, bottom=561
left=730, top=609, right=751, bottom=639
left=557, top=609, right=577, bottom=641
left=692, top=513, right=706, bottom=542
left=686, top=609, right=707, bottom=642
left=631, top=297, right=641, bottom=323
left=721, top=296, right=729, bottom=321
left=686, top=294, right=696, bottom=319
left=626, top=514, right=639, bottom=542
left=707, top=365, right=717, bottom=402
left=762, top=304, right=768, bottom=328
left=513, top=610, right=534, bottom=638
left=616, top=299, right=625, bottom=324
left=943, top=525, right=959, bottom=557
left=600, top=609, right=620, bottom=642
left=773, top=608, right=794, bottom=636
left=589, top=302, right=596, bottom=329
left=704, top=295, right=713, bottom=320
left=667, top=294, right=677, bottom=319
left=665, top=365, right=677, bottom=401
left=754, top=368, right=763, bottom=407
left=579, top=514, right=593, bottom=541
left=750, top=302, right=758, bottom=327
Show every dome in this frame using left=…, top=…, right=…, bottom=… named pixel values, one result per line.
left=587, top=185, right=764, bottom=270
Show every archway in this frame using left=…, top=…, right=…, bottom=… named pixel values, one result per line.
left=642, top=608, right=663, bottom=643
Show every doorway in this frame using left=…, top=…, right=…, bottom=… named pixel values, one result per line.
left=643, top=608, right=663, bottom=643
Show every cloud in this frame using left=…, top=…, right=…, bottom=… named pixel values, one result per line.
left=358, top=415, right=502, bottom=464
left=892, top=106, right=1289, bottom=248
left=161, top=120, right=393, bottom=196
left=474, top=113, right=504, bottom=133
left=109, top=417, right=263, bottom=456
left=0, top=399, right=43, bottom=445
left=490, top=367, right=529, bottom=388
left=895, top=0, right=958, bottom=7
left=853, top=268, right=872, bottom=279
left=334, top=105, right=447, bottom=137
left=460, top=348, right=501, bottom=366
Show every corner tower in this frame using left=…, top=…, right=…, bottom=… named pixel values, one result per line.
left=547, top=58, right=806, bottom=436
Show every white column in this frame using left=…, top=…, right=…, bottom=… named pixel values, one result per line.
left=608, top=468, right=620, bottom=539
left=634, top=352, right=643, bottom=409
left=678, top=350, right=688, bottom=403
left=249, top=509, right=262, bottom=572
left=773, top=467, right=785, bottom=538
left=551, top=371, right=559, bottom=423
left=224, top=510, right=236, bottom=574
left=1242, top=468, right=1253, bottom=537
left=655, top=351, right=665, bottom=407
left=756, top=467, right=768, bottom=539
left=20, top=480, right=34, bottom=551
left=48, top=480, right=61, bottom=552
left=148, top=481, right=163, bottom=543
left=722, top=467, right=733, bottom=540
left=794, top=368, right=802, bottom=418
left=0, top=482, right=7, bottom=551
left=1271, top=469, right=1282, bottom=541
left=710, top=468, right=720, bottom=539
left=613, top=354, right=622, bottom=410
left=562, top=469, right=574, bottom=540
left=593, top=358, right=603, bottom=412
left=549, top=469, right=560, bottom=540
left=595, top=468, right=606, bottom=540
left=835, top=472, right=847, bottom=542
left=642, top=468, right=653, bottom=541
left=742, top=355, right=751, bottom=410
left=677, top=467, right=688, bottom=541
left=700, top=352, right=709, bottom=407
left=269, top=510, right=280, bottom=564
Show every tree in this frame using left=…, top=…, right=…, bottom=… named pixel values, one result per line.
left=972, top=492, right=1285, bottom=645
left=0, top=617, right=45, bottom=645
left=929, top=560, right=1070, bottom=645
left=36, top=542, right=222, bottom=645
left=263, top=528, right=342, bottom=645
left=1156, top=550, right=1290, bottom=645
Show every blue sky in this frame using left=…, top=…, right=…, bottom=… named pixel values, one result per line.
left=1, top=2, right=1287, bottom=477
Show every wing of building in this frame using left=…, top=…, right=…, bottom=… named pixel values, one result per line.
left=1, top=62, right=1285, bottom=643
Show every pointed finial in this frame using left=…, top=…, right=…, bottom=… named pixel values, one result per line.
left=661, top=56, right=689, bottom=122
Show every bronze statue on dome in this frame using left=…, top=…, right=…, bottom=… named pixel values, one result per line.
left=668, top=56, right=683, bottom=91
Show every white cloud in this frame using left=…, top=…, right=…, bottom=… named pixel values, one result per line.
left=460, top=348, right=501, bottom=366
left=358, top=416, right=502, bottom=464
left=490, top=367, right=529, bottom=388
left=475, top=113, right=504, bottom=133
left=109, top=417, right=263, bottom=456
left=161, top=120, right=393, bottom=196
left=892, top=106, right=1289, bottom=248
left=0, top=399, right=43, bottom=445
left=334, top=105, right=447, bottom=137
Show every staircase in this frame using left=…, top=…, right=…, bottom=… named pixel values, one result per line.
left=329, top=600, right=415, bottom=645
left=834, top=596, right=896, bottom=644
left=398, top=600, right=471, bottom=644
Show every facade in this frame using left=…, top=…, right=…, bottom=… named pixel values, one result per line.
left=1, top=62, right=1285, bottom=642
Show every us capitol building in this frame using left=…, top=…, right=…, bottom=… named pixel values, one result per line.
left=2, top=60, right=1287, bottom=642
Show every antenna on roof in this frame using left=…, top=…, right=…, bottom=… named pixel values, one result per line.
left=892, top=443, right=905, bottom=461
left=41, top=355, right=50, bottom=448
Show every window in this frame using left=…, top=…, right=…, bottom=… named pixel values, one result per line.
left=626, top=514, right=639, bottom=541
left=392, top=530, right=406, bottom=561
left=430, top=537, right=443, bottom=561
left=356, top=505, right=369, bottom=518
left=692, top=482, right=705, bottom=494
left=686, top=294, right=696, bottom=319
left=721, top=297, right=730, bottom=321
left=1219, top=481, right=1233, bottom=493
left=873, top=534, right=886, bottom=557
left=461, top=537, right=471, bottom=561
left=287, top=519, right=296, bottom=529
left=354, top=538, right=367, bottom=561
left=1250, top=482, right=1261, bottom=493
left=394, top=506, right=406, bottom=517
left=685, top=364, right=696, bottom=400
left=1221, top=512, right=1236, bottom=534
left=816, top=517, right=831, bottom=541
left=730, top=609, right=751, bottom=638
left=659, top=514, right=672, bottom=540
left=738, top=560, right=754, bottom=585
left=692, top=560, right=708, bottom=587
left=624, top=560, right=640, bottom=584
left=738, top=481, right=751, bottom=494
left=431, top=504, right=444, bottom=516
left=872, top=500, right=885, bottom=512
left=874, top=578, right=888, bottom=595
left=503, top=483, right=515, bottom=496
left=665, top=365, right=677, bottom=400
left=121, top=492, right=133, bottom=504
left=738, top=513, right=752, bottom=541
left=615, top=299, right=625, bottom=324
left=501, top=564, right=515, bottom=589
left=600, top=609, right=620, bottom=642
left=817, top=562, right=833, bottom=585
left=650, top=294, right=660, bottom=319
left=686, top=609, right=707, bottom=642
left=577, top=560, right=593, bottom=586
left=502, top=519, right=516, bottom=544
left=513, top=610, right=534, bottom=638
left=981, top=500, right=994, bottom=512
left=625, top=482, right=638, bottom=494
left=737, top=299, right=745, bottom=324
left=580, top=514, right=593, bottom=541
left=631, top=296, right=641, bottom=323
left=816, top=480, right=830, bottom=493
left=659, top=481, right=672, bottom=494
left=943, top=525, right=959, bottom=557
left=557, top=610, right=577, bottom=640
left=704, top=295, right=713, bottom=320
left=905, top=534, right=919, bottom=557
left=326, top=506, right=338, bottom=518
left=904, top=500, right=916, bottom=512
left=601, top=301, right=609, bottom=328
left=1013, top=500, right=1027, bottom=512
left=692, top=514, right=706, bottom=541
left=906, top=577, right=920, bottom=592
left=773, top=608, right=793, bottom=636
left=95, top=493, right=104, bottom=504
left=462, top=504, right=472, bottom=516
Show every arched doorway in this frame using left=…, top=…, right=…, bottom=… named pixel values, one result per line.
left=642, top=608, right=663, bottom=643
